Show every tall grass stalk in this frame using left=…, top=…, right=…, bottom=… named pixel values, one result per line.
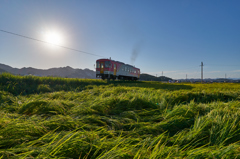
left=1, top=73, right=240, bottom=158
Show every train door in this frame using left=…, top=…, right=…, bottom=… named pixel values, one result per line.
left=100, top=62, right=104, bottom=74
left=114, top=64, right=117, bottom=76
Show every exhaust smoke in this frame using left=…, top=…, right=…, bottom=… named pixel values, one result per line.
left=131, top=41, right=143, bottom=65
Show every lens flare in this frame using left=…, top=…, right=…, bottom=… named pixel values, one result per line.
left=43, top=31, right=63, bottom=45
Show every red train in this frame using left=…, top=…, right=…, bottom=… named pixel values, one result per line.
left=96, top=58, right=140, bottom=80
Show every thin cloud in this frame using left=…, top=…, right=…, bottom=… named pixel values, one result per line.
left=231, top=70, right=240, bottom=72
left=206, top=71, right=221, bottom=73
left=164, top=71, right=177, bottom=73
left=148, top=71, right=177, bottom=75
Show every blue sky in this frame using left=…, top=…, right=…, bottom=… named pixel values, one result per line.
left=1, top=0, right=240, bottom=79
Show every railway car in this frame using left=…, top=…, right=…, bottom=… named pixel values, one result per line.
left=96, top=58, right=140, bottom=80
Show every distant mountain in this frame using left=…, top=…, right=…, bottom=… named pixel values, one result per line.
left=0, top=63, right=96, bottom=79
left=140, top=73, right=172, bottom=81
left=229, top=78, right=240, bottom=80
left=176, top=78, right=240, bottom=83
left=0, top=68, right=7, bottom=73
left=0, top=63, right=12, bottom=72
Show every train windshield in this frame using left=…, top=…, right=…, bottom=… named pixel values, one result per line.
left=96, top=61, right=100, bottom=68
left=105, top=61, right=111, bottom=68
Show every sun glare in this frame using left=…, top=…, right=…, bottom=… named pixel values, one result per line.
left=43, top=31, right=64, bottom=46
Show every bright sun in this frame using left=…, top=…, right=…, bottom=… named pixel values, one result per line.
left=43, top=31, right=64, bottom=46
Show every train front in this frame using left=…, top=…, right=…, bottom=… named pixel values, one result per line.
left=96, top=59, right=112, bottom=80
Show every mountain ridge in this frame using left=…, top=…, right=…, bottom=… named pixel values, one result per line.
left=0, top=63, right=175, bottom=81
left=0, top=63, right=96, bottom=79
left=139, top=73, right=172, bottom=81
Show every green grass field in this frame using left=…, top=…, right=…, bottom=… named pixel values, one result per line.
left=1, top=73, right=240, bottom=158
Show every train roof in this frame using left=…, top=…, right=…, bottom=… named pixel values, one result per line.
left=96, top=58, right=140, bottom=69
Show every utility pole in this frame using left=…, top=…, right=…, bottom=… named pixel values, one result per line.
left=186, top=74, right=187, bottom=81
left=201, top=62, right=203, bottom=83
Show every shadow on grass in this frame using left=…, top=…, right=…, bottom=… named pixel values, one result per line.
left=0, top=73, right=107, bottom=95
left=0, top=73, right=192, bottom=95
left=108, top=81, right=193, bottom=91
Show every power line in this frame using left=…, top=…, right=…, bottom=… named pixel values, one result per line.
left=174, top=66, right=200, bottom=71
left=0, top=29, right=104, bottom=57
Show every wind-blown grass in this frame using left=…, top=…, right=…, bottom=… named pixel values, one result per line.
left=0, top=73, right=240, bottom=158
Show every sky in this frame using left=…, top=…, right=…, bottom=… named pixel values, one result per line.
left=1, top=0, right=240, bottom=79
